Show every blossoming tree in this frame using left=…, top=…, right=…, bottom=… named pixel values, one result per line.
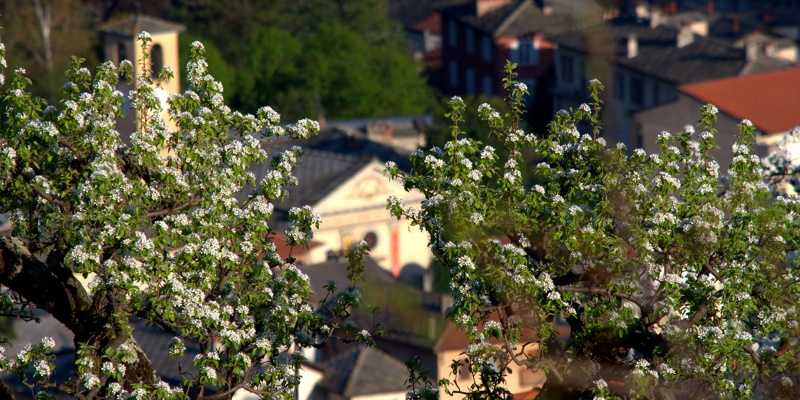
left=0, top=35, right=374, bottom=399
left=392, top=65, right=799, bottom=399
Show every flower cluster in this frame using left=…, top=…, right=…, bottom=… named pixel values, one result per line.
left=389, top=70, right=800, bottom=399
left=0, top=34, right=379, bottom=400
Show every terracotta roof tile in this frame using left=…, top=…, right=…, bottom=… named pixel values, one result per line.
left=423, top=47, right=443, bottom=70
left=679, top=67, right=800, bottom=134
left=414, top=13, right=442, bottom=33
left=271, top=235, right=322, bottom=260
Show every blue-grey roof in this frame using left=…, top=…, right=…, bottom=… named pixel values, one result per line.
left=247, top=127, right=414, bottom=219
left=547, top=18, right=795, bottom=84
left=442, top=0, right=571, bottom=36
left=318, top=347, right=409, bottom=397
left=3, top=314, right=203, bottom=399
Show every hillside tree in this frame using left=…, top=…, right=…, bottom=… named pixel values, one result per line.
left=164, top=0, right=432, bottom=120
left=0, top=0, right=97, bottom=103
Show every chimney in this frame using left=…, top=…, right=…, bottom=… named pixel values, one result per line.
left=746, top=40, right=761, bottom=61
left=669, top=2, right=678, bottom=14
left=677, top=25, right=694, bottom=48
left=476, top=0, right=513, bottom=17
left=627, top=34, right=638, bottom=58
left=650, top=10, right=663, bottom=28
left=706, top=0, right=714, bottom=15
left=635, top=4, right=649, bottom=21
left=689, top=20, right=709, bottom=37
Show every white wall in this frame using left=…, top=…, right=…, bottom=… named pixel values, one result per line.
left=308, top=160, right=432, bottom=274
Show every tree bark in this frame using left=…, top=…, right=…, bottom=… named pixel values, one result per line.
left=0, top=236, right=159, bottom=395
left=0, top=378, right=15, bottom=400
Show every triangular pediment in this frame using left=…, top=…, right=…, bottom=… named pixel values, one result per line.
left=312, top=159, right=423, bottom=215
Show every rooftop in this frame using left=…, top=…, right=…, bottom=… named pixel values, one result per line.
left=302, top=257, right=447, bottom=349
left=548, top=17, right=795, bottom=84
left=441, top=0, right=576, bottom=36
left=244, top=125, right=416, bottom=217
left=679, top=66, right=800, bottom=134
left=99, top=14, right=186, bottom=36
left=317, top=347, right=409, bottom=397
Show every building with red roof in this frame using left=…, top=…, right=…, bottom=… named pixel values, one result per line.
left=634, top=67, right=800, bottom=169
left=678, top=66, right=800, bottom=135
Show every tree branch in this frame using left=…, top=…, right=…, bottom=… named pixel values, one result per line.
left=30, top=185, right=70, bottom=210
left=144, top=196, right=199, bottom=220
left=0, top=377, right=16, bottom=400
left=556, top=285, right=646, bottom=312
left=0, top=236, right=90, bottom=331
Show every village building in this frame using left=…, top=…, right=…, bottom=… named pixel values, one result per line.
left=257, top=121, right=435, bottom=276
left=546, top=12, right=796, bottom=149
left=634, top=66, right=800, bottom=169
left=432, top=320, right=553, bottom=399
left=437, top=0, right=593, bottom=129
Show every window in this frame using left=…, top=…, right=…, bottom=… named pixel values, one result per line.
left=560, top=53, right=574, bottom=84
left=150, top=44, right=164, bottom=78
left=458, top=361, right=471, bottom=382
left=511, top=38, right=539, bottom=66
left=631, top=77, right=644, bottom=106
left=466, top=68, right=476, bottom=94
left=614, top=71, right=626, bottom=101
left=449, top=60, right=458, bottom=88
left=117, top=43, right=127, bottom=65
left=466, top=28, right=474, bottom=55
left=482, top=75, right=493, bottom=97
left=448, top=20, right=457, bottom=47
left=482, top=36, right=492, bottom=63
left=634, top=122, right=644, bottom=149
left=579, top=60, right=587, bottom=84
left=651, top=82, right=660, bottom=106
left=362, top=232, right=378, bottom=249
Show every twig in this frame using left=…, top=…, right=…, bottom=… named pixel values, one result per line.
left=30, top=185, right=70, bottom=209
left=556, top=285, right=647, bottom=312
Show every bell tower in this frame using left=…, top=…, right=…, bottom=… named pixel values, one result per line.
left=99, top=15, right=185, bottom=137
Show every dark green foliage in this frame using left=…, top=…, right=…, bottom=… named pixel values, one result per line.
left=166, top=0, right=432, bottom=120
